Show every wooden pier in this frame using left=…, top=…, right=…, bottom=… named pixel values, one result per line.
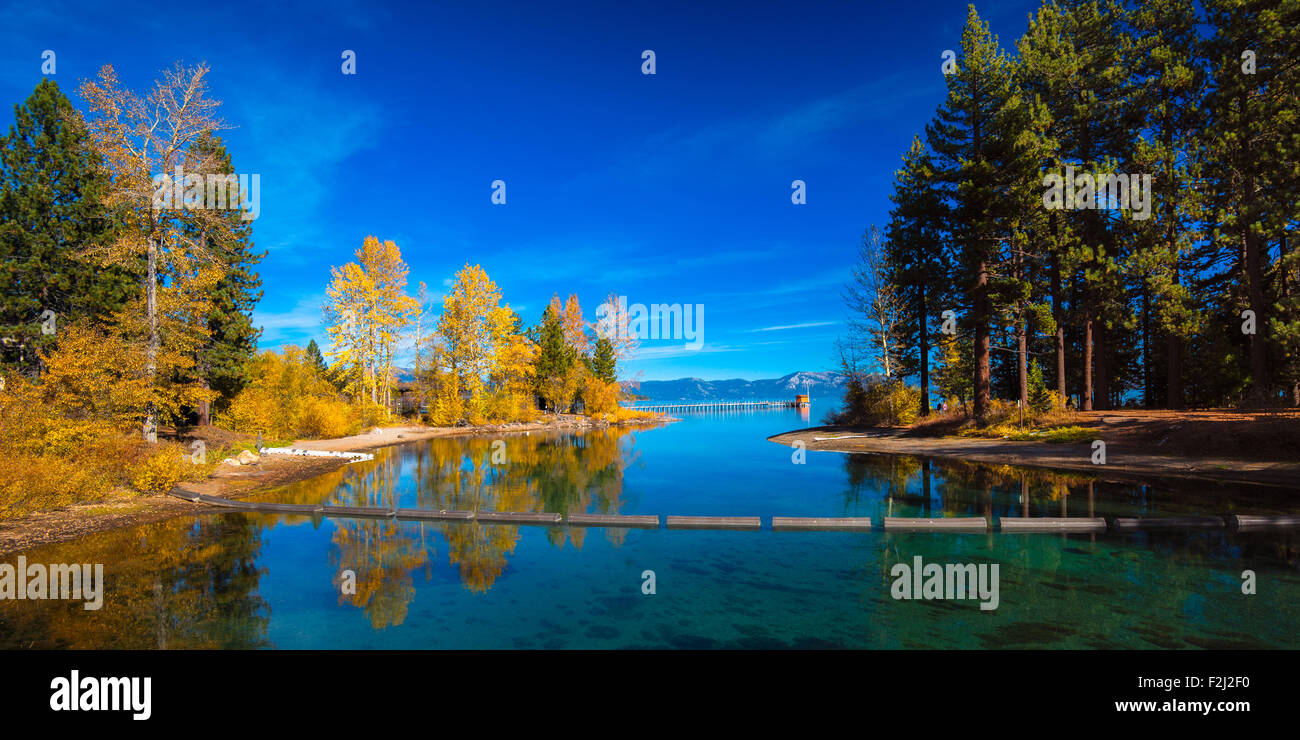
left=622, top=400, right=798, bottom=413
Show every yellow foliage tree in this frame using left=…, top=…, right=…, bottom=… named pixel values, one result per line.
left=324, top=236, right=419, bottom=414
left=429, top=264, right=514, bottom=423
left=79, top=62, right=232, bottom=441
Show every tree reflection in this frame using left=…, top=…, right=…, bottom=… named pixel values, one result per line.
left=0, top=514, right=270, bottom=648
left=289, top=426, right=645, bottom=610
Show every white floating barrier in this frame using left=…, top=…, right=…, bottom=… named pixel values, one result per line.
left=261, top=447, right=375, bottom=463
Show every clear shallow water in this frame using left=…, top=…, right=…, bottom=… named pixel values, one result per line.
left=3, top=408, right=1298, bottom=649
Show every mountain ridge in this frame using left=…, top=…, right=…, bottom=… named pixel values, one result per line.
left=621, top=371, right=845, bottom=402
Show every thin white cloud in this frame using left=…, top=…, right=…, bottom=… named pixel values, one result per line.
left=632, top=343, right=744, bottom=360
left=253, top=293, right=324, bottom=345
left=747, top=321, right=837, bottom=332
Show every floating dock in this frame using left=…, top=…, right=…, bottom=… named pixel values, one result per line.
left=1000, top=517, right=1107, bottom=533
left=772, top=517, right=872, bottom=531
left=883, top=517, right=989, bottom=531
left=167, top=492, right=1297, bottom=536
left=567, top=514, right=659, bottom=528
left=665, top=516, right=762, bottom=530
left=1230, top=515, right=1300, bottom=530
left=1112, top=516, right=1226, bottom=531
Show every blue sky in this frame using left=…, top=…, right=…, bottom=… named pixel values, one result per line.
left=0, top=0, right=1041, bottom=381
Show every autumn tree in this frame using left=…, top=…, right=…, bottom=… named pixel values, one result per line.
left=323, top=236, right=418, bottom=412
left=428, top=264, right=513, bottom=423
left=79, top=62, right=231, bottom=441
left=845, top=225, right=903, bottom=379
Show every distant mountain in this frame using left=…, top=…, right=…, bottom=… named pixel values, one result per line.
left=623, top=371, right=845, bottom=402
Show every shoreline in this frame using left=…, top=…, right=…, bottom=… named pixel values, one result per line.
left=767, top=425, right=1300, bottom=489
left=0, top=414, right=672, bottom=557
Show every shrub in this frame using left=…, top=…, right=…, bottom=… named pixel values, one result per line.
left=297, top=396, right=360, bottom=438
left=582, top=377, right=620, bottom=417
left=430, top=376, right=464, bottom=426
left=827, top=378, right=921, bottom=426
left=0, top=455, right=110, bottom=519
left=226, top=387, right=282, bottom=436
left=130, top=442, right=195, bottom=493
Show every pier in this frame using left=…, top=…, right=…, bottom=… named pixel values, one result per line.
left=623, top=399, right=801, bottom=413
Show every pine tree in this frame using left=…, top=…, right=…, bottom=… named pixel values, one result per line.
left=587, top=336, right=617, bottom=384
left=926, top=5, right=1020, bottom=421
left=884, top=136, right=947, bottom=416
left=1017, top=0, right=1137, bottom=410
left=533, top=298, right=574, bottom=411
left=1124, top=0, right=1206, bottom=408
left=1202, top=0, right=1300, bottom=404
left=187, top=131, right=264, bottom=423
left=0, top=79, right=137, bottom=373
left=305, top=339, right=328, bottom=375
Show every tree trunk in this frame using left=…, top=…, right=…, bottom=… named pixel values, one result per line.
left=1083, top=315, right=1093, bottom=412
left=197, top=376, right=210, bottom=426
left=1095, top=320, right=1110, bottom=411
left=919, top=286, right=930, bottom=417
left=1141, top=283, right=1152, bottom=407
left=1017, top=315, right=1028, bottom=410
left=1052, top=253, right=1066, bottom=398
left=974, top=259, right=991, bottom=421
left=144, top=232, right=159, bottom=443
left=1245, top=226, right=1269, bottom=403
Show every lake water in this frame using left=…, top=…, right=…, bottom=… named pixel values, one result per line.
left=3, top=407, right=1298, bottom=649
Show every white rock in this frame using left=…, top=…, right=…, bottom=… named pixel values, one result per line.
left=236, top=449, right=260, bottom=465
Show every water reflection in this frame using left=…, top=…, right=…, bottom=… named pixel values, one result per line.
left=3, top=416, right=1298, bottom=648
left=279, top=427, right=645, bottom=624
left=0, top=515, right=270, bottom=648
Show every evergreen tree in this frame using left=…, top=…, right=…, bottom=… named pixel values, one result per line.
left=0, top=79, right=137, bottom=373
left=926, top=5, right=1020, bottom=421
left=187, top=131, right=264, bottom=423
left=884, top=136, right=948, bottom=416
left=533, top=301, right=573, bottom=410
left=586, top=335, right=617, bottom=384
left=1201, top=0, right=1300, bottom=404
left=305, top=339, right=328, bottom=375
left=1124, top=0, right=1206, bottom=408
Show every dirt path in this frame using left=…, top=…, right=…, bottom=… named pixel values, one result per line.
left=769, top=421, right=1300, bottom=489
left=0, top=415, right=670, bottom=556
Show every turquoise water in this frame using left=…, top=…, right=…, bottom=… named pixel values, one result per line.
left=2, top=408, right=1298, bottom=649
